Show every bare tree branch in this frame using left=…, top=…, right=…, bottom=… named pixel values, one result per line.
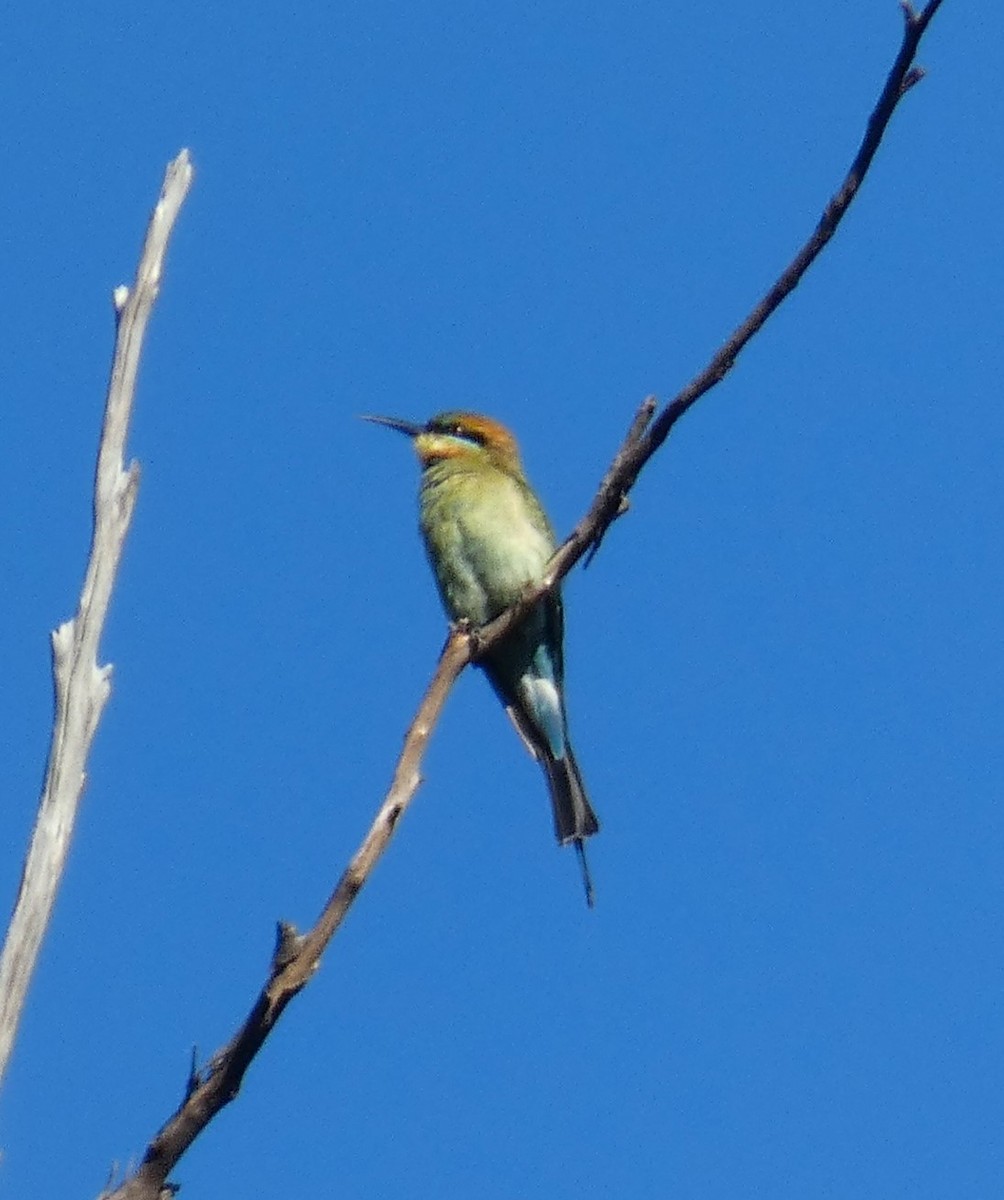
left=101, top=631, right=469, bottom=1200
left=509, top=0, right=950, bottom=590
left=100, top=4, right=944, bottom=1195
left=0, top=150, right=194, bottom=1089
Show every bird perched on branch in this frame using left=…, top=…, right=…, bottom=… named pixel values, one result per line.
left=363, top=410, right=600, bottom=906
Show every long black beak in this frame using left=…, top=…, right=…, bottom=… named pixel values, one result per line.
left=359, top=414, right=423, bottom=438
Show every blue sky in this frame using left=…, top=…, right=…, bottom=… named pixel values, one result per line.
left=1, top=2, right=1001, bottom=1197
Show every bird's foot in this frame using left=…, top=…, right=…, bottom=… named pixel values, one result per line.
left=452, top=617, right=484, bottom=657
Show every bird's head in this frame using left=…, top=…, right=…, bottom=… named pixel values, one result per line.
left=361, top=410, right=523, bottom=475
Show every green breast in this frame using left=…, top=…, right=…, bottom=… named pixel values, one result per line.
left=419, top=459, right=557, bottom=625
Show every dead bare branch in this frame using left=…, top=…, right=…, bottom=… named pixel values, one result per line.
left=0, top=150, right=193, bottom=1090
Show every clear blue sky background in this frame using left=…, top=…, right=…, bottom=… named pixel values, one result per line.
left=1, top=3, right=1000, bottom=1197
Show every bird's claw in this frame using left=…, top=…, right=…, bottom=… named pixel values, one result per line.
left=453, top=617, right=484, bottom=656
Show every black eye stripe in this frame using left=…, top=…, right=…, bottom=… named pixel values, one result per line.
left=426, top=419, right=487, bottom=446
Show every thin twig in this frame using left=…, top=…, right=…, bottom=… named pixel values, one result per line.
left=101, top=632, right=468, bottom=1200
left=606, top=0, right=947, bottom=510
left=0, top=150, right=193, bottom=1090
left=100, top=5, right=944, bottom=1195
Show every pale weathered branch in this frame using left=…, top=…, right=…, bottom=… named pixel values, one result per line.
left=100, top=4, right=945, bottom=1195
left=0, top=150, right=194, bottom=1089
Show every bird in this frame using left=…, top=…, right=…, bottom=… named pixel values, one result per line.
left=362, top=410, right=600, bottom=905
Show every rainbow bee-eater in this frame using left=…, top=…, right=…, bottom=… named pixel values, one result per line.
left=363, top=410, right=600, bottom=905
